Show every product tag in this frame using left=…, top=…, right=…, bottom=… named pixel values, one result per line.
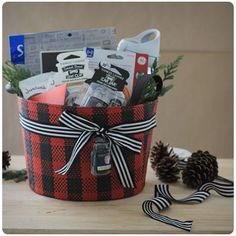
left=56, top=51, right=94, bottom=85
left=40, top=49, right=78, bottom=73
left=85, top=48, right=149, bottom=96
left=19, top=72, right=57, bottom=99
left=87, top=62, right=129, bottom=91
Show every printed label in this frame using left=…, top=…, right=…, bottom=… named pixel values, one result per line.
left=86, top=48, right=94, bottom=58
left=86, top=48, right=148, bottom=95
left=88, top=62, right=129, bottom=91
left=56, top=51, right=93, bottom=84
left=9, top=35, right=25, bottom=64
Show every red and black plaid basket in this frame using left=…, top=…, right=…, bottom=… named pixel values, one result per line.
left=18, top=97, right=157, bottom=201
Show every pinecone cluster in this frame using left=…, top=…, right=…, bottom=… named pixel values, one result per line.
left=150, top=141, right=180, bottom=183
left=182, top=150, right=218, bottom=188
left=3, top=151, right=11, bottom=170
left=150, top=141, right=219, bottom=188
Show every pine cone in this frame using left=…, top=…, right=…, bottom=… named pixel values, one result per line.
left=156, top=155, right=180, bottom=183
left=150, top=141, right=170, bottom=170
left=3, top=151, right=11, bottom=170
left=182, top=150, right=218, bottom=188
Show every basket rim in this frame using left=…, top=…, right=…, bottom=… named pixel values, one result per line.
left=17, top=96, right=158, bottom=112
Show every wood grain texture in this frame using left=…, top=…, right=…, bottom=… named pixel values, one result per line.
left=2, top=156, right=233, bottom=234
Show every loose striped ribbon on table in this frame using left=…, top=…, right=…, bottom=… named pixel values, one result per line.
left=19, top=110, right=156, bottom=188
left=142, top=181, right=234, bottom=231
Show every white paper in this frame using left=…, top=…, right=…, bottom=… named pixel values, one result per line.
left=19, top=72, right=57, bottom=99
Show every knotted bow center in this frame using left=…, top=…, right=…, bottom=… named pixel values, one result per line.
left=96, top=127, right=107, bottom=138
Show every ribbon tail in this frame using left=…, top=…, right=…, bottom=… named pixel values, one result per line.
left=142, top=198, right=192, bottom=232
left=111, top=144, right=135, bottom=188
left=143, top=182, right=234, bottom=231
left=199, top=181, right=234, bottom=197
left=156, top=184, right=210, bottom=204
left=55, top=131, right=92, bottom=175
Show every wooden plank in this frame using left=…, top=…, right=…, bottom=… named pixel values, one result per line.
left=2, top=156, right=233, bottom=233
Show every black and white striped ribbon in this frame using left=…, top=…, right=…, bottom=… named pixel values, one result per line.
left=142, top=181, right=233, bottom=231
left=177, top=160, right=187, bottom=170
left=19, top=110, right=156, bottom=188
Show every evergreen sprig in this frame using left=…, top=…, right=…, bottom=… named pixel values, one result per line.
left=3, top=169, right=27, bottom=183
left=151, top=59, right=166, bottom=75
left=150, top=55, right=183, bottom=97
left=163, top=55, right=183, bottom=81
left=3, top=61, right=31, bottom=96
left=159, top=84, right=174, bottom=96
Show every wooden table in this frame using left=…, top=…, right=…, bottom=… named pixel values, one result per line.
left=3, top=156, right=233, bottom=234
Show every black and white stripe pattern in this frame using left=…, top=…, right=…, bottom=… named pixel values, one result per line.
left=142, top=181, right=233, bottom=231
left=199, top=181, right=234, bottom=197
left=177, top=160, right=187, bottom=170
left=19, top=110, right=156, bottom=188
left=19, top=113, right=82, bottom=138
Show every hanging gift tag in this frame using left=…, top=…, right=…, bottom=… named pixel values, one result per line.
left=91, top=137, right=111, bottom=176
left=55, top=51, right=94, bottom=86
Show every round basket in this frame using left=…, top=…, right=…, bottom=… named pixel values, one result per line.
left=18, top=97, right=157, bottom=201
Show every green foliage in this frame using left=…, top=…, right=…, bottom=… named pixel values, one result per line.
left=3, top=169, right=27, bottom=182
left=151, top=55, right=183, bottom=97
left=151, top=58, right=166, bottom=75
left=143, top=77, right=159, bottom=102
left=3, top=61, right=31, bottom=96
left=163, top=55, right=183, bottom=81
left=159, top=84, right=174, bottom=96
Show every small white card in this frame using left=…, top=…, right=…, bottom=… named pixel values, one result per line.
left=19, top=72, right=57, bottom=99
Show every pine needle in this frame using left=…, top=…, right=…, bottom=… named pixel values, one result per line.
left=151, top=58, right=167, bottom=75
left=163, top=55, right=183, bottom=81
left=159, top=84, right=174, bottom=96
left=3, top=61, right=31, bottom=96
left=3, top=169, right=27, bottom=182
left=150, top=55, right=183, bottom=97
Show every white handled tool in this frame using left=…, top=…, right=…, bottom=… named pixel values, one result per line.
left=117, top=29, right=160, bottom=67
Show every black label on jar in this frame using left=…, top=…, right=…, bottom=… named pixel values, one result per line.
left=86, top=62, right=129, bottom=91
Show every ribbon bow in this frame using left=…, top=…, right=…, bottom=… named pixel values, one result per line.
left=19, top=110, right=156, bottom=188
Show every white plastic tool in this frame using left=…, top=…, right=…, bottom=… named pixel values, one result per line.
left=117, top=29, right=161, bottom=67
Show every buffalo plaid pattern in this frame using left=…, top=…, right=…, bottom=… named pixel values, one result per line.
left=18, top=97, right=157, bottom=201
